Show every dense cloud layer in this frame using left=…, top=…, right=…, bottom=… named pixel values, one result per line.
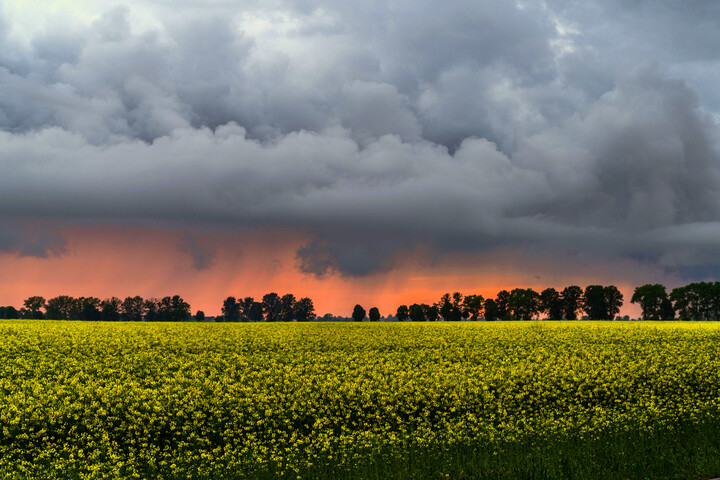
left=1, top=0, right=719, bottom=279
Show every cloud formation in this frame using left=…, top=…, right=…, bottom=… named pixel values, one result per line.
left=0, top=0, right=719, bottom=279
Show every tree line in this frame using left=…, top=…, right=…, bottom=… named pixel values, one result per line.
left=3, top=281, right=720, bottom=322
left=0, top=295, right=193, bottom=321
left=376, top=286, right=622, bottom=322
left=367, top=282, right=720, bottom=322
left=219, top=293, right=315, bottom=322
left=0, top=292, right=317, bottom=322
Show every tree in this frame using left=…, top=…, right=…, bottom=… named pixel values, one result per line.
left=396, top=305, right=409, bottom=322
left=0, top=306, right=19, bottom=319
left=582, top=285, right=607, bottom=320
left=561, top=286, right=583, bottom=320
left=100, top=297, right=122, bottom=321
left=248, top=301, right=265, bottom=322
left=46, top=295, right=76, bottom=320
left=144, top=298, right=159, bottom=321
left=438, top=292, right=463, bottom=321
left=294, top=297, right=315, bottom=322
left=483, top=298, right=498, bottom=321
left=239, top=297, right=255, bottom=321
left=424, top=304, right=439, bottom=321
left=660, top=297, right=675, bottom=320
left=508, top=288, right=540, bottom=320
left=495, top=290, right=511, bottom=320
left=75, top=297, right=101, bottom=321
left=195, top=310, right=205, bottom=322
left=462, top=294, right=484, bottom=320
left=352, top=304, right=366, bottom=322
left=122, top=296, right=145, bottom=321
left=368, top=307, right=380, bottom=322
left=262, top=293, right=281, bottom=322
left=540, top=288, right=563, bottom=320
left=604, top=286, right=624, bottom=320
left=409, top=303, right=425, bottom=321
left=280, top=294, right=297, bottom=321
left=22, top=296, right=46, bottom=319
left=631, top=284, right=668, bottom=320
left=158, top=295, right=191, bottom=322
left=222, top=296, right=240, bottom=322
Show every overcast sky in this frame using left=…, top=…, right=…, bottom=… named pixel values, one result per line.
left=1, top=0, right=719, bottom=308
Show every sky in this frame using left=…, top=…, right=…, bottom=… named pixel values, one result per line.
left=1, top=0, right=719, bottom=316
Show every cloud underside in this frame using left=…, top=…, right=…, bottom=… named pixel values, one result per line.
left=0, top=1, right=719, bottom=278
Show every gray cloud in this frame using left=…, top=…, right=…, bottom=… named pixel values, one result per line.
left=180, top=234, right=216, bottom=270
left=0, top=1, right=719, bottom=280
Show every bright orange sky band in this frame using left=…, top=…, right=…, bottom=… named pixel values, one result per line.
left=0, top=226, right=661, bottom=318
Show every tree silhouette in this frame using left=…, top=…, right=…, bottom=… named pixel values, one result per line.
left=262, top=293, right=281, bottom=322
left=222, top=296, right=240, bottom=322
left=368, top=307, right=380, bottom=322
left=631, top=284, right=669, bottom=320
left=561, top=286, right=583, bottom=320
left=396, top=305, right=409, bottom=322
left=352, top=304, right=366, bottom=322
left=294, top=297, right=316, bottom=322
left=540, top=288, right=563, bottom=320
left=483, top=298, right=498, bottom=321
left=409, top=303, right=425, bottom=321
left=22, top=296, right=46, bottom=319
left=100, top=297, right=122, bottom=321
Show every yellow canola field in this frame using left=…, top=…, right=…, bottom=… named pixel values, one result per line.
left=0, top=320, right=719, bottom=479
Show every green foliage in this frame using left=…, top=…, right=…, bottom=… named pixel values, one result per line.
left=0, top=321, right=719, bottom=479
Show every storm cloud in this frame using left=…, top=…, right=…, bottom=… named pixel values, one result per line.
left=1, top=0, right=719, bottom=278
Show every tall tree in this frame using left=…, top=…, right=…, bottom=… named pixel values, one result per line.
left=352, top=304, right=366, bottom=322
left=483, top=298, right=498, bottom=321
left=540, top=288, right=563, bottom=320
left=75, top=297, right=101, bottom=321
left=438, top=292, right=463, bottom=321
left=46, top=295, right=75, bottom=320
left=495, top=290, right=511, bottom=320
left=368, top=307, right=380, bottom=322
left=294, top=297, right=316, bottom=322
left=100, top=297, right=122, bottom=321
left=279, top=294, right=297, bottom=321
left=424, top=304, right=439, bottom=321
left=262, top=293, right=281, bottom=322
left=508, top=288, right=540, bottom=320
left=195, top=310, right=205, bottom=322
left=561, top=286, right=583, bottom=320
left=222, top=296, right=240, bottom=322
left=631, top=284, right=668, bottom=320
left=604, top=286, right=624, bottom=320
left=396, top=305, right=409, bottom=322
left=122, top=296, right=145, bottom=321
left=462, top=294, right=484, bottom=320
left=144, top=298, right=159, bottom=321
left=22, top=296, right=46, bottom=319
left=248, top=302, right=265, bottom=322
left=239, top=297, right=255, bottom=321
left=409, top=303, right=425, bottom=321
left=582, top=285, right=607, bottom=320
left=158, top=295, right=191, bottom=322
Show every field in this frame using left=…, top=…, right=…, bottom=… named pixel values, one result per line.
left=0, top=320, right=719, bottom=479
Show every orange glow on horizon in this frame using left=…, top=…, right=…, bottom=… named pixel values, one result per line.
left=0, top=226, right=658, bottom=318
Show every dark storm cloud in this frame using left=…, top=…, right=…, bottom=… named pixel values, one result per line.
left=1, top=0, right=719, bottom=277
